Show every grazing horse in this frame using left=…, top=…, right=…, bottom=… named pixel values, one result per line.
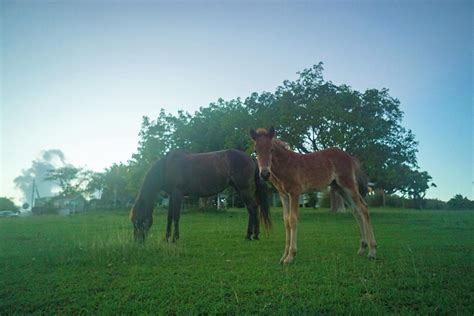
left=130, top=149, right=271, bottom=242
left=250, top=127, right=377, bottom=264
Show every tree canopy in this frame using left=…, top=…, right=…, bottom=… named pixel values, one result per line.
left=44, top=167, right=90, bottom=197
left=129, top=62, right=433, bottom=198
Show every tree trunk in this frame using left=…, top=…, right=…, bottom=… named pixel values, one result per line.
left=198, top=198, right=206, bottom=209
left=382, top=189, right=386, bottom=208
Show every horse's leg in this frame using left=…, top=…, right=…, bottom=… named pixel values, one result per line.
left=283, top=192, right=300, bottom=264
left=239, top=189, right=258, bottom=240
left=253, top=205, right=260, bottom=240
left=333, top=183, right=367, bottom=255
left=279, top=192, right=291, bottom=263
left=171, top=190, right=183, bottom=242
left=166, top=194, right=173, bottom=242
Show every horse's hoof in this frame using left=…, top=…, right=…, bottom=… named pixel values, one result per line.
left=368, top=251, right=377, bottom=260
left=253, top=236, right=260, bottom=241
left=245, top=236, right=252, bottom=241
left=357, top=248, right=366, bottom=256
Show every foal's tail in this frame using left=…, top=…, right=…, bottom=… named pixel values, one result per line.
left=254, top=161, right=272, bottom=230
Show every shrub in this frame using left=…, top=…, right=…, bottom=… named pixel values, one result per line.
left=366, top=191, right=384, bottom=207
left=447, top=194, right=474, bottom=210
left=385, top=194, right=404, bottom=208
left=424, top=198, right=447, bottom=210
left=0, top=197, right=18, bottom=212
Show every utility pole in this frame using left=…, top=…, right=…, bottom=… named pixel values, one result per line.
left=113, top=186, right=117, bottom=209
left=30, top=179, right=36, bottom=210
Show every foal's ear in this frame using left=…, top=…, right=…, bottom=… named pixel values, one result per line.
left=250, top=129, right=258, bottom=140
left=268, top=126, right=276, bottom=139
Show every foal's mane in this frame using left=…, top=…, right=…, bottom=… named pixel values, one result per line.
left=254, top=128, right=292, bottom=151
left=273, top=139, right=292, bottom=151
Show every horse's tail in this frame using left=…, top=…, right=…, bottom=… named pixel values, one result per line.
left=254, top=160, right=272, bottom=231
left=353, top=157, right=368, bottom=197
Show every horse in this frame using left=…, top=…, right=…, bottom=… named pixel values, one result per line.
left=250, top=127, right=377, bottom=264
left=130, top=149, right=271, bottom=243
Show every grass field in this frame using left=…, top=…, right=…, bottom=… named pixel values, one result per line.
left=1, top=207, right=473, bottom=314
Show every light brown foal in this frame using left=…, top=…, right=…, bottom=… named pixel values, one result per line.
left=250, top=127, right=377, bottom=264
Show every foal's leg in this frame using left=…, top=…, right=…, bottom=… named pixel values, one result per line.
left=279, top=192, right=291, bottom=263
left=357, top=196, right=377, bottom=259
left=283, top=193, right=300, bottom=264
left=353, top=210, right=368, bottom=256
left=171, top=190, right=183, bottom=242
left=334, top=184, right=368, bottom=255
left=339, top=183, right=377, bottom=259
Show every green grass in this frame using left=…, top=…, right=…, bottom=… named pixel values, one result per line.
left=1, top=207, right=473, bottom=314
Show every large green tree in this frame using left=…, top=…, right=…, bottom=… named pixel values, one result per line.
left=128, top=62, right=433, bottom=200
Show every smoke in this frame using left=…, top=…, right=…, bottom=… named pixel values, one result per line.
left=14, top=149, right=72, bottom=202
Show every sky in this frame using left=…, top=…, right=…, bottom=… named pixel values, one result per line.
left=1, top=0, right=472, bottom=203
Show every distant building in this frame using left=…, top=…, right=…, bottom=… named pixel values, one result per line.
left=53, top=195, right=86, bottom=215
left=32, top=195, right=86, bottom=215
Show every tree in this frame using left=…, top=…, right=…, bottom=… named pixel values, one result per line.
left=397, top=168, right=436, bottom=208
left=447, top=194, right=474, bottom=210
left=85, top=164, right=134, bottom=208
left=125, top=62, right=432, bottom=204
left=0, top=197, right=18, bottom=212
left=44, top=166, right=89, bottom=197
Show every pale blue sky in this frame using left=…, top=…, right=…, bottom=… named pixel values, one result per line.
left=1, top=0, right=472, bottom=203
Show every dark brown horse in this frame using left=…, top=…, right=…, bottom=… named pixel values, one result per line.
left=250, top=127, right=376, bottom=264
left=130, top=149, right=271, bottom=242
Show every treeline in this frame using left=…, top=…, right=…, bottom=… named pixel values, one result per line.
left=30, top=62, right=466, bottom=210
left=350, top=193, right=473, bottom=210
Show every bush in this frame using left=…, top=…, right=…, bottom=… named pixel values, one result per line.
left=0, top=197, right=18, bottom=212
left=447, top=194, right=474, bottom=210
left=424, top=198, right=447, bottom=210
left=385, top=194, right=404, bottom=208
left=366, top=192, right=384, bottom=208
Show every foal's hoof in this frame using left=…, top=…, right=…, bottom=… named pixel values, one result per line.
left=245, top=236, right=252, bottom=241
left=368, top=251, right=377, bottom=260
left=253, top=236, right=260, bottom=241
left=357, top=248, right=366, bottom=256
left=283, top=257, right=294, bottom=265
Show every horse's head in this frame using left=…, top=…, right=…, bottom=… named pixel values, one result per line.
left=130, top=197, right=153, bottom=242
left=250, top=127, right=276, bottom=181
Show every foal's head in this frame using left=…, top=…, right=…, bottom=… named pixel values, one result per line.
left=250, top=127, right=276, bottom=180
left=130, top=197, right=153, bottom=242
